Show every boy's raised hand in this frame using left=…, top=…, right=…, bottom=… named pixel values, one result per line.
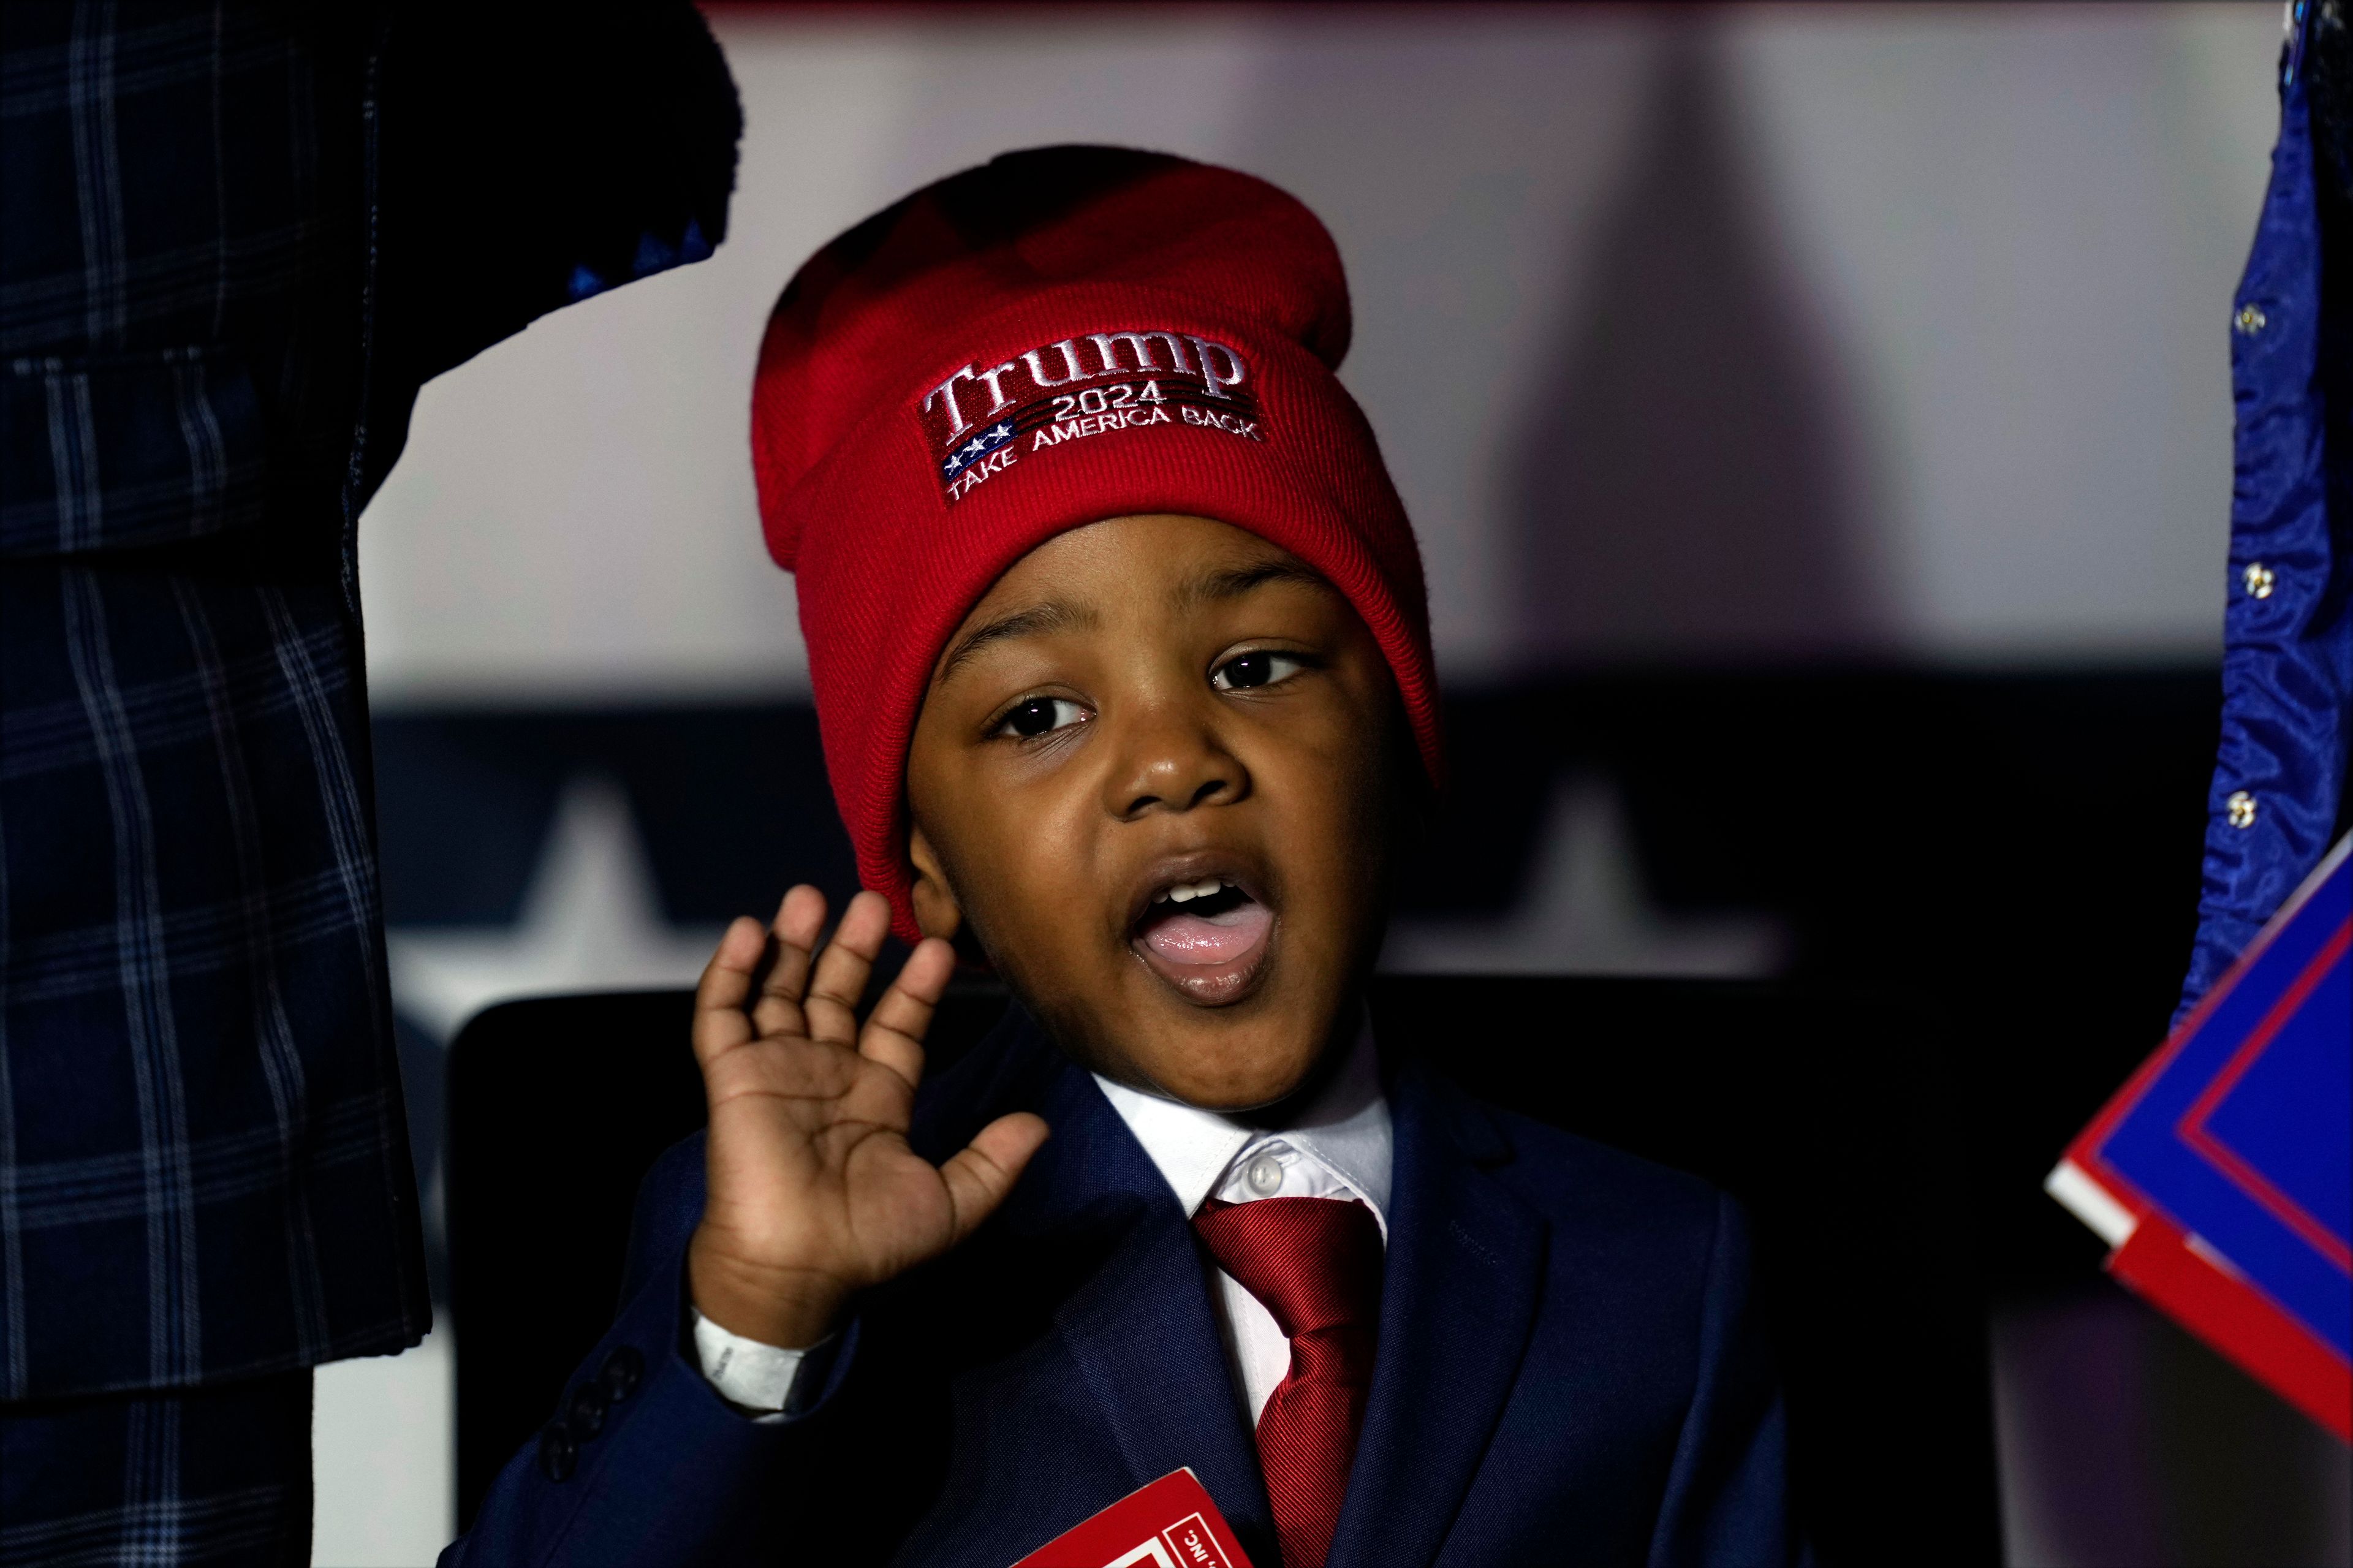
left=686, top=887, right=1050, bottom=1350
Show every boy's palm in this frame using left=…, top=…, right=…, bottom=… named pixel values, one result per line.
left=688, top=887, right=1049, bottom=1350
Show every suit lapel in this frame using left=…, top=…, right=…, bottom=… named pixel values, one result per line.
left=1035, top=1058, right=1273, bottom=1541
left=1325, top=1060, right=1545, bottom=1568
left=924, top=1012, right=1272, bottom=1555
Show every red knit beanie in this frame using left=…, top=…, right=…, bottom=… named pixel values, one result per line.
left=751, top=145, right=1441, bottom=940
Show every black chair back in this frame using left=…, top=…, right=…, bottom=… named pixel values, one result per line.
left=449, top=975, right=1998, bottom=1562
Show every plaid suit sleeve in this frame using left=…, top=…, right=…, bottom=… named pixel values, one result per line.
left=0, top=1, right=738, bottom=1398
left=0, top=4, right=432, bottom=1398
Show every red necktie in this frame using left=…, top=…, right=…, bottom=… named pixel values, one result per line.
left=1192, top=1195, right=1384, bottom=1568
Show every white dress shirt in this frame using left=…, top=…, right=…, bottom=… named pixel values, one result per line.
left=692, top=1020, right=1393, bottom=1423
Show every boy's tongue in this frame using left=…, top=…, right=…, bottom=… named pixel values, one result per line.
left=1141, top=898, right=1273, bottom=966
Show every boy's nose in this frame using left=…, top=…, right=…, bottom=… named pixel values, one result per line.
left=1104, top=706, right=1248, bottom=820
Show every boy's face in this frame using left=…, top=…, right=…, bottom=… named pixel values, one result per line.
left=906, top=513, right=1407, bottom=1112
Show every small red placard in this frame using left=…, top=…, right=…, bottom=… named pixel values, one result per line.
left=1009, top=1468, right=1256, bottom=1568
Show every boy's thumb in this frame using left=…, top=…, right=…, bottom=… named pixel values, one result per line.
left=939, top=1113, right=1051, bottom=1243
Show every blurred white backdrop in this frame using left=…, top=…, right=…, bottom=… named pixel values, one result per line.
left=357, top=2, right=2278, bottom=710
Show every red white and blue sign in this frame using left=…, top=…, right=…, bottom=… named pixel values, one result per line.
left=2050, top=833, right=2351, bottom=1439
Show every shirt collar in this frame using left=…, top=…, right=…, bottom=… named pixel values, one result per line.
left=1093, top=1015, right=1392, bottom=1224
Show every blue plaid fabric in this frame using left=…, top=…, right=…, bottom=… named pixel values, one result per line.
left=0, top=2, right=738, bottom=1400
left=0, top=1368, right=311, bottom=1567
left=0, top=1, right=420, bottom=1404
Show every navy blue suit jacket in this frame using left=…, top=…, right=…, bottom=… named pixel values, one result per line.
left=445, top=1005, right=1793, bottom=1566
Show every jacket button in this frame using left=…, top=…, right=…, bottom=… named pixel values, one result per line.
left=2234, top=303, right=2267, bottom=335
left=598, top=1345, right=645, bottom=1401
left=2243, top=561, right=2275, bottom=599
left=566, top=1382, right=608, bottom=1440
left=539, top=1424, right=578, bottom=1482
left=2226, top=790, right=2257, bottom=829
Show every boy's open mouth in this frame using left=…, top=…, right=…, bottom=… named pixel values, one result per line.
left=1129, top=873, right=1276, bottom=1004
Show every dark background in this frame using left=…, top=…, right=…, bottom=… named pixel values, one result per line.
left=376, top=673, right=2343, bottom=1563
left=380, top=667, right=2216, bottom=1305
left=382, top=667, right=2353, bottom=1563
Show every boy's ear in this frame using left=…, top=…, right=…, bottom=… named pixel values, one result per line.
left=906, top=822, right=964, bottom=942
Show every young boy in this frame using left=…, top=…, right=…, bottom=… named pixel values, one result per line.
left=445, top=147, right=1792, bottom=1567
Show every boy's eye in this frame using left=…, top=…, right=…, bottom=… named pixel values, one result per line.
left=996, top=696, right=1088, bottom=739
left=1212, top=650, right=1306, bottom=692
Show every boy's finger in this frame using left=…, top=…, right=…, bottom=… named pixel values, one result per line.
left=691, top=917, right=770, bottom=1066
left=939, top=1112, right=1050, bottom=1246
left=751, top=885, right=827, bottom=1038
left=860, top=937, right=953, bottom=1089
left=804, top=890, right=890, bottom=1047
